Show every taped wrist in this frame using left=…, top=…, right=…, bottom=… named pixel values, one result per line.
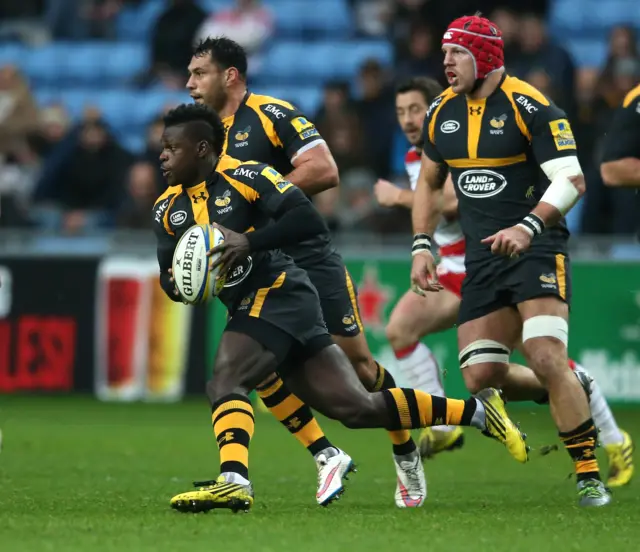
left=517, top=213, right=545, bottom=238
left=412, top=233, right=432, bottom=257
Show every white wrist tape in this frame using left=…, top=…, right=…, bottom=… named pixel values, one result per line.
left=539, top=157, right=583, bottom=215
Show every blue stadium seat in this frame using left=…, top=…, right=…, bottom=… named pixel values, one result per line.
left=103, top=43, right=149, bottom=83
left=115, top=0, right=167, bottom=42
left=0, top=44, right=27, bottom=68
left=564, top=38, right=608, bottom=68
left=21, top=45, right=66, bottom=85
left=260, top=40, right=392, bottom=82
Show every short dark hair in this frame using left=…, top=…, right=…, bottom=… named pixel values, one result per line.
left=395, top=77, right=443, bottom=105
left=163, top=103, right=226, bottom=157
left=193, top=36, right=248, bottom=78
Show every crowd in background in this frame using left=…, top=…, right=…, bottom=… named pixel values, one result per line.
left=0, top=0, right=638, bottom=238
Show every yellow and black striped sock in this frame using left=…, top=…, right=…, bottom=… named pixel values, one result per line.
left=381, top=388, right=477, bottom=430
left=372, top=363, right=416, bottom=455
left=559, top=418, right=601, bottom=482
left=212, top=393, right=255, bottom=480
left=256, top=374, right=332, bottom=457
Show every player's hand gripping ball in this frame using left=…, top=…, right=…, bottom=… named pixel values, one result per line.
left=171, top=224, right=226, bottom=304
left=206, top=223, right=250, bottom=276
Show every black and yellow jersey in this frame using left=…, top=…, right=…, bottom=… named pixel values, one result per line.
left=602, top=83, right=640, bottom=162
left=152, top=156, right=302, bottom=310
left=221, top=91, right=335, bottom=266
left=423, top=74, right=575, bottom=260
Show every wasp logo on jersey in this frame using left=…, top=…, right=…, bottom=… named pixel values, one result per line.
left=490, top=114, right=507, bottom=134
left=549, top=119, right=576, bottom=151
left=235, top=126, right=251, bottom=141
left=261, top=166, right=293, bottom=193
left=291, top=117, right=314, bottom=133
left=215, top=190, right=232, bottom=213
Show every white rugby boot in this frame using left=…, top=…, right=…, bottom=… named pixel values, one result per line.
left=394, top=449, right=427, bottom=508
left=315, top=447, right=356, bottom=506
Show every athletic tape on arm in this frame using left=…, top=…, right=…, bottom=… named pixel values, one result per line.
left=539, top=156, right=583, bottom=215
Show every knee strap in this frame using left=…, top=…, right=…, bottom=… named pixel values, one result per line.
left=459, top=339, right=510, bottom=369
left=522, top=315, right=568, bottom=347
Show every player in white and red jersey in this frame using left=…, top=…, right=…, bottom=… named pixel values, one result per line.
left=375, top=77, right=634, bottom=487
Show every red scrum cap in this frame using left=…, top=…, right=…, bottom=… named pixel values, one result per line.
left=442, top=15, right=504, bottom=80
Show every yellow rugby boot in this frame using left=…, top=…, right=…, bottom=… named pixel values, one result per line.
left=476, top=388, right=529, bottom=463
left=170, top=475, right=253, bottom=513
left=418, top=427, right=465, bottom=459
left=606, top=429, right=634, bottom=488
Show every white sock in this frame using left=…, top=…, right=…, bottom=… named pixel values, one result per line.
left=573, top=362, right=624, bottom=446
left=221, top=472, right=251, bottom=486
left=394, top=342, right=455, bottom=433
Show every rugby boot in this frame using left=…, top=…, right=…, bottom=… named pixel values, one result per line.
left=418, top=427, right=465, bottom=459
left=577, top=478, right=612, bottom=507
left=606, top=429, right=634, bottom=488
left=394, top=449, right=427, bottom=508
left=315, top=447, right=356, bottom=506
left=170, top=475, right=253, bottom=513
left=476, top=388, right=529, bottom=463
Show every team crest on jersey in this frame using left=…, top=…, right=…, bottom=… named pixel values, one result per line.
left=215, top=190, right=232, bottom=213
left=549, top=119, right=576, bottom=151
left=489, top=114, right=507, bottom=134
left=540, top=273, right=558, bottom=290
left=235, top=126, right=250, bottom=141
left=238, top=290, right=255, bottom=310
left=342, top=309, right=358, bottom=332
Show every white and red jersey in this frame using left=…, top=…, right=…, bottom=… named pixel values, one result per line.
left=405, top=147, right=465, bottom=296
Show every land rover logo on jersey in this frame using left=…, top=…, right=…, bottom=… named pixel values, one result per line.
left=235, top=126, right=250, bottom=141
left=440, top=120, right=460, bottom=134
left=170, top=210, right=187, bottom=226
left=223, top=256, right=253, bottom=287
left=458, top=169, right=507, bottom=198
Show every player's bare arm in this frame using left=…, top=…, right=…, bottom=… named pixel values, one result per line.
left=411, top=153, right=447, bottom=293
left=374, top=179, right=414, bottom=209
left=601, top=158, right=640, bottom=187
left=285, top=141, right=339, bottom=196
left=441, top=174, right=458, bottom=218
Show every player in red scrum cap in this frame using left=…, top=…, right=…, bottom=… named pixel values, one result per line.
left=441, top=13, right=505, bottom=94
left=411, top=13, right=614, bottom=507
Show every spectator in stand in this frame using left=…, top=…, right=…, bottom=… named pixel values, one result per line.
left=117, top=161, right=158, bottom=229
left=355, top=59, right=396, bottom=179
left=194, top=0, right=274, bottom=75
left=489, top=7, right=521, bottom=66
left=512, top=12, right=575, bottom=117
left=0, top=66, right=39, bottom=160
left=139, top=115, right=166, bottom=195
left=314, top=81, right=352, bottom=140
left=395, top=24, right=442, bottom=83
left=33, top=116, right=133, bottom=233
left=144, top=0, right=207, bottom=89
left=597, top=25, right=639, bottom=100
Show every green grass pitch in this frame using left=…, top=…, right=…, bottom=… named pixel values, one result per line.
left=0, top=396, right=638, bottom=552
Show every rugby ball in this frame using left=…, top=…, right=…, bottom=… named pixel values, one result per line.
left=171, top=224, right=225, bottom=304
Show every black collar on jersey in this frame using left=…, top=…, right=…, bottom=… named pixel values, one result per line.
left=183, top=169, right=217, bottom=191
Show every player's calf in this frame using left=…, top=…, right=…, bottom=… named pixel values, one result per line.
left=521, top=312, right=610, bottom=506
